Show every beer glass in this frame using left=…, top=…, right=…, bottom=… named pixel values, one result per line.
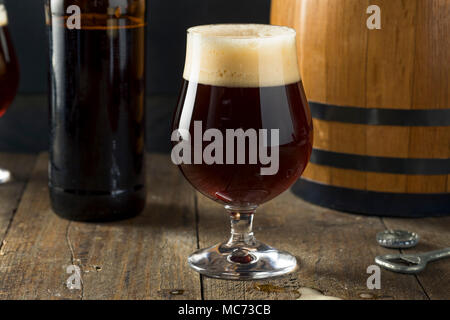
left=0, top=0, right=19, bottom=183
left=46, top=0, right=147, bottom=221
left=172, top=24, right=313, bottom=279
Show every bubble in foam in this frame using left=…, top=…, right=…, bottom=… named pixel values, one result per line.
left=0, top=5, right=7, bottom=27
left=183, top=24, right=301, bottom=88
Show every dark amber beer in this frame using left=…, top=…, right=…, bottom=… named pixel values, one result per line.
left=173, top=25, right=312, bottom=208
left=174, top=81, right=312, bottom=207
left=0, top=3, right=19, bottom=117
left=46, top=1, right=146, bottom=221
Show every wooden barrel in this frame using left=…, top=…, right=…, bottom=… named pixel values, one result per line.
left=271, top=0, right=450, bottom=217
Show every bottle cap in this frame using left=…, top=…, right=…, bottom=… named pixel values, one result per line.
left=376, top=230, right=419, bottom=249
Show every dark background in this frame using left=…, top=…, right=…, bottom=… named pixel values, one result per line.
left=1, top=0, right=271, bottom=153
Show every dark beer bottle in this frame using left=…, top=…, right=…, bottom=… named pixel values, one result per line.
left=46, top=0, right=147, bottom=221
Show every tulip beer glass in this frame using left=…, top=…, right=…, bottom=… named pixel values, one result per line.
left=172, top=24, right=313, bottom=279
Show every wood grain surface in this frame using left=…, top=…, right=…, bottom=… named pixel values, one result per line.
left=0, top=153, right=36, bottom=257
left=198, top=186, right=429, bottom=300
left=0, top=152, right=448, bottom=300
left=0, top=153, right=200, bottom=300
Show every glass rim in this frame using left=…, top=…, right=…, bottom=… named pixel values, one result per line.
left=186, top=23, right=297, bottom=40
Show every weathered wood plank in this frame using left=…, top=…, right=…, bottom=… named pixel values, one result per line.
left=382, top=217, right=450, bottom=300
left=0, top=153, right=37, bottom=247
left=72, top=153, right=201, bottom=300
left=0, top=154, right=76, bottom=299
left=2, top=152, right=446, bottom=300
left=0, top=153, right=201, bottom=300
left=198, top=189, right=429, bottom=300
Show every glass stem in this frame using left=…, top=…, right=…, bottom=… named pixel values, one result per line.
left=226, top=210, right=257, bottom=246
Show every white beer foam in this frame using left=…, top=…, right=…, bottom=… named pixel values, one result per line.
left=0, top=5, right=8, bottom=27
left=183, top=24, right=301, bottom=87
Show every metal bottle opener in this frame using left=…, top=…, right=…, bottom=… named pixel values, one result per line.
left=375, top=248, right=450, bottom=274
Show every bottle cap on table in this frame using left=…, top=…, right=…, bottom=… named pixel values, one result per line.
left=376, top=230, right=419, bottom=249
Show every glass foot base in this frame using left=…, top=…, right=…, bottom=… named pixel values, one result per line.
left=188, top=241, right=297, bottom=280
left=0, top=169, right=11, bottom=184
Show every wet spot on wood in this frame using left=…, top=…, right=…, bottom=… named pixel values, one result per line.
left=360, top=293, right=375, bottom=299
left=253, top=283, right=286, bottom=293
left=170, top=289, right=185, bottom=296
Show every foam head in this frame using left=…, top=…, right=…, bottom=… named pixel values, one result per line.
left=0, top=4, right=7, bottom=27
left=183, top=24, right=300, bottom=88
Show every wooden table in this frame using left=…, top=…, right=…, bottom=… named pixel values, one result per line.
left=0, top=153, right=448, bottom=300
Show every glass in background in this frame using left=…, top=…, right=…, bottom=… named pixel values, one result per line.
left=0, top=0, right=20, bottom=183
